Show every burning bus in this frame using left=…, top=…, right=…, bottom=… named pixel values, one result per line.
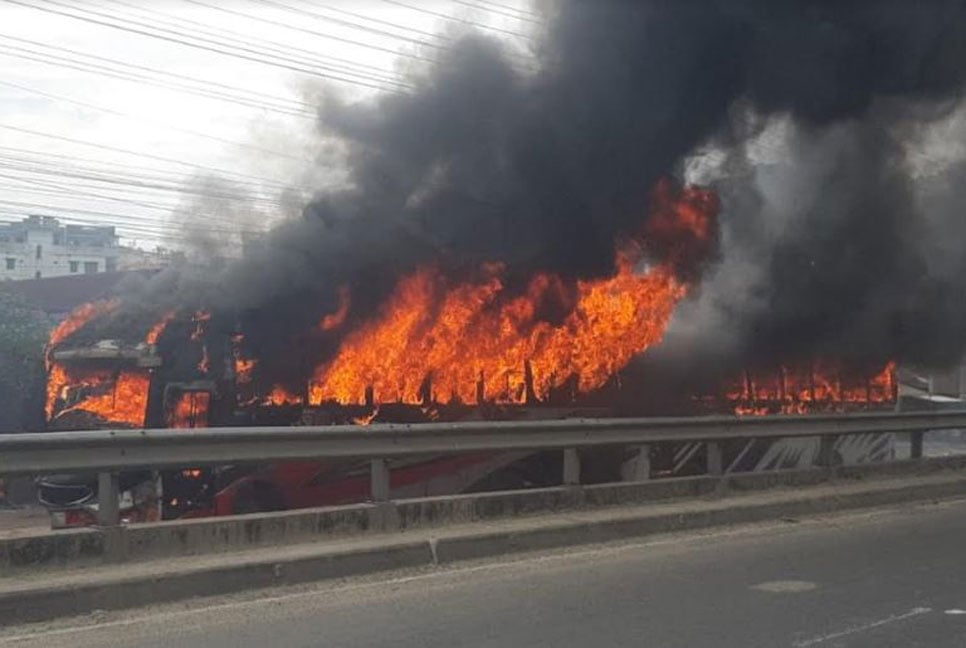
left=35, top=181, right=898, bottom=528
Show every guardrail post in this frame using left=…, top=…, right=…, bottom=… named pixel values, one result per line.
left=706, top=441, right=723, bottom=476
left=370, top=458, right=390, bottom=502
left=625, top=444, right=651, bottom=481
left=816, top=434, right=836, bottom=468
left=562, top=448, right=580, bottom=486
left=910, top=431, right=924, bottom=460
left=97, top=471, right=120, bottom=527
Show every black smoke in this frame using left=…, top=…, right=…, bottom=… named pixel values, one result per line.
left=101, top=0, right=966, bottom=387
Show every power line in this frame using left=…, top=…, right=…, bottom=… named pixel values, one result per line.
left=181, top=0, right=439, bottom=63
left=0, top=199, right=268, bottom=238
left=0, top=123, right=295, bottom=191
left=450, top=0, right=541, bottom=24
left=0, top=147, right=290, bottom=203
left=99, top=0, right=410, bottom=87
left=0, top=164, right=294, bottom=230
left=0, top=162, right=288, bottom=209
left=0, top=38, right=317, bottom=118
left=36, top=0, right=415, bottom=90
left=7, top=0, right=413, bottom=92
left=0, top=174, right=274, bottom=229
left=377, top=0, right=533, bottom=40
left=312, top=1, right=459, bottom=43
left=0, top=174, right=272, bottom=234
left=0, top=80, right=314, bottom=164
left=245, top=0, right=536, bottom=68
left=474, top=0, right=542, bottom=20
left=0, top=175, right=180, bottom=214
left=244, top=0, right=448, bottom=52
left=0, top=32, right=322, bottom=109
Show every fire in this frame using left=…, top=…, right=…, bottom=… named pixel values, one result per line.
left=145, top=311, right=176, bottom=345
left=266, top=385, right=302, bottom=406
left=47, top=300, right=118, bottom=356
left=726, top=361, right=896, bottom=415
left=45, top=300, right=151, bottom=426
left=309, top=183, right=716, bottom=405
left=352, top=407, right=380, bottom=426
left=235, top=356, right=255, bottom=383
left=45, top=364, right=69, bottom=420
left=230, top=333, right=255, bottom=384
left=47, top=367, right=150, bottom=427
left=169, top=391, right=210, bottom=428
left=320, top=286, right=350, bottom=331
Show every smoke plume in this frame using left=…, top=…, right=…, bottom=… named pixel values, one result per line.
left=105, top=0, right=966, bottom=384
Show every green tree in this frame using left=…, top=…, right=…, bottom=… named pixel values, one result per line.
left=0, top=292, right=51, bottom=432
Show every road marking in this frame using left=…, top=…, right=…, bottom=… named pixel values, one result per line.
left=793, top=607, right=932, bottom=647
left=945, top=609, right=966, bottom=615
left=751, top=580, right=818, bottom=593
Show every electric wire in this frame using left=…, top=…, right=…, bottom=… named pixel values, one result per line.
left=6, top=0, right=413, bottom=92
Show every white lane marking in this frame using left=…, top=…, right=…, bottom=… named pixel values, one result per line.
left=750, top=580, right=818, bottom=593
left=944, top=609, right=966, bottom=615
left=793, top=607, right=932, bottom=647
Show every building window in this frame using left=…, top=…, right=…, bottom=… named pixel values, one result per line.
left=105, top=258, right=117, bottom=272
left=69, top=261, right=79, bottom=273
left=34, top=271, right=41, bottom=279
left=35, top=244, right=42, bottom=259
left=83, top=261, right=98, bottom=274
left=4, top=258, right=15, bottom=270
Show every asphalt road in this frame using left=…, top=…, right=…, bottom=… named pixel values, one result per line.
left=4, top=498, right=966, bottom=647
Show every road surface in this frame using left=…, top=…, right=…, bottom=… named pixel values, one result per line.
left=3, top=498, right=966, bottom=647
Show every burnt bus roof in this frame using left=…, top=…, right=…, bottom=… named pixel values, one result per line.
left=50, top=342, right=161, bottom=368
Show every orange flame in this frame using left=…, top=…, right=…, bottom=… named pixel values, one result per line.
left=45, top=364, right=69, bottom=420
left=231, top=333, right=256, bottom=384
left=266, top=384, right=302, bottom=406
left=145, top=310, right=176, bottom=345
left=48, top=368, right=150, bottom=427
left=352, top=406, right=380, bottom=426
left=320, top=286, right=350, bottom=332
left=235, top=356, right=255, bottom=383
left=48, top=300, right=119, bottom=351
left=169, top=391, right=210, bottom=428
left=309, top=184, right=716, bottom=405
left=727, top=360, right=896, bottom=415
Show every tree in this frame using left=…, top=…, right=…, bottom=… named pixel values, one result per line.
left=0, top=292, right=51, bottom=432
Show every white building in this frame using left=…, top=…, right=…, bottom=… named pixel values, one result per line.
left=0, top=216, right=119, bottom=281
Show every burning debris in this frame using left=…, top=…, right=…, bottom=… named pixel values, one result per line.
left=717, top=361, right=897, bottom=416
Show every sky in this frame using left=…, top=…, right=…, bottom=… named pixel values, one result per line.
left=0, top=0, right=538, bottom=250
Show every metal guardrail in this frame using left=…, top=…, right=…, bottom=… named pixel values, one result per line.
left=2, top=410, right=965, bottom=525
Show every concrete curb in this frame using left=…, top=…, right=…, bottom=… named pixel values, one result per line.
left=0, top=540, right=432, bottom=626
left=433, top=474, right=966, bottom=563
left=2, top=469, right=965, bottom=626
